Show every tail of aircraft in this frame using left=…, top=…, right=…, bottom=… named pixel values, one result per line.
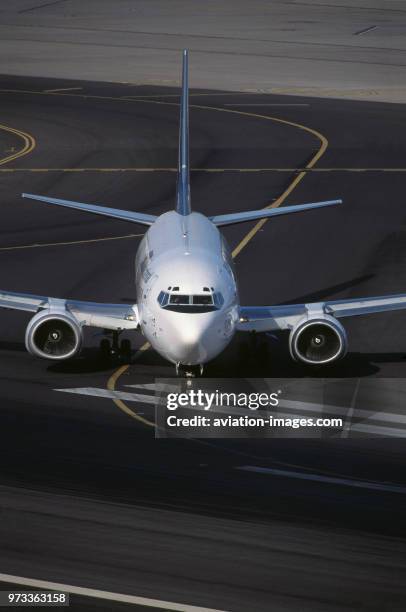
left=175, top=49, right=191, bottom=216
left=22, top=49, right=342, bottom=226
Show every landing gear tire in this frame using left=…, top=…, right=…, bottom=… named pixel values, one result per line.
left=99, top=333, right=132, bottom=363
left=120, top=338, right=132, bottom=363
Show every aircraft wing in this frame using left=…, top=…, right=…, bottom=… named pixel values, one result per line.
left=22, top=193, right=156, bottom=226
left=0, top=290, right=139, bottom=330
left=237, top=294, right=406, bottom=332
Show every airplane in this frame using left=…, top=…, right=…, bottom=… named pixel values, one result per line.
left=1, top=49, right=406, bottom=376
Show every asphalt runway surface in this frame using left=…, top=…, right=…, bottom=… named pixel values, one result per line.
left=1, top=75, right=406, bottom=610
left=2, top=0, right=406, bottom=103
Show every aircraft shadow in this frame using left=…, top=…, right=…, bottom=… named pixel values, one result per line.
left=208, top=333, right=406, bottom=378
left=47, top=348, right=121, bottom=374
left=0, top=340, right=27, bottom=352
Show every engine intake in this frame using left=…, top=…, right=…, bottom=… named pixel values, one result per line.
left=25, top=311, right=83, bottom=360
left=289, top=317, right=347, bottom=365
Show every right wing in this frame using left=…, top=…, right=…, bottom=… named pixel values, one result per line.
left=22, top=193, right=156, bottom=226
left=0, top=290, right=139, bottom=330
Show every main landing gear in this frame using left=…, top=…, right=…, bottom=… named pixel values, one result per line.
left=99, top=330, right=132, bottom=363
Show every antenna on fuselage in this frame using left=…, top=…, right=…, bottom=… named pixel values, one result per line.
left=175, top=49, right=191, bottom=217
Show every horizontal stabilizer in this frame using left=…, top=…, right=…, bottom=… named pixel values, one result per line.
left=22, top=193, right=156, bottom=226
left=210, top=199, right=342, bottom=227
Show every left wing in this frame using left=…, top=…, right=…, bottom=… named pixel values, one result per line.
left=237, top=294, right=406, bottom=332
left=0, top=290, right=139, bottom=330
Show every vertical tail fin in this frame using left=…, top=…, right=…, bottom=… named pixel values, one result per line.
left=176, top=49, right=191, bottom=216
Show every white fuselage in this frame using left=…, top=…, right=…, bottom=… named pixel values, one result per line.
left=135, top=211, right=239, bottom=366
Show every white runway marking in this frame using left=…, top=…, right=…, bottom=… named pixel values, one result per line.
left=56, top=387, right=406, bottom=437
left=0, top=572, right=226, bottom=612
left=279, top=398, right=406, bottom=429
left=55, top=387, right=155, bottom=404
left=237, top=466, right=406, bottom=494
left=125, top=382, right=178, bottom=391
left=125, top=382, right=159, bottom=390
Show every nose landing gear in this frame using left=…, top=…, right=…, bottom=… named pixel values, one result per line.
left=99, top=330, right=132, bottom=363
left=176, top=363, right=204, bottom=378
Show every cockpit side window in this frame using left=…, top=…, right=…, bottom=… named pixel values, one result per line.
left=213, top=292, right=224, bottom=308
left=157, top=291, right=169, bottom=306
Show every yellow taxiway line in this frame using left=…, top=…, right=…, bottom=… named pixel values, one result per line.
left=0, top=233, right=143, bottom=253
left=0, top=166, right=403, bottom=173
left=0, top=123, right=35, bottom=165
left=107, top=343, right=154, bottom=427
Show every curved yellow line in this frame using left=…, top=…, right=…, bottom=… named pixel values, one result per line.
left=186, top=103, right=328, bottom=257
left=0, top=124, right=36, bottom=166
left=107, top=342, right=154, bottom=426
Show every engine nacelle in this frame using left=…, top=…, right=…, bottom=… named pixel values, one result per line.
left=25, top=311, right=83, bottom=360
left=289, top=315, right=348, bottom=365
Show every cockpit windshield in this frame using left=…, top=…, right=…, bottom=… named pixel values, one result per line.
left=158, top=290, right=224, bottom=313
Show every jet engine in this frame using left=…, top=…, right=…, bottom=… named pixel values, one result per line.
left=289, top=315, right=347, bottom=365
left=25, top=310, right=83, bottom=360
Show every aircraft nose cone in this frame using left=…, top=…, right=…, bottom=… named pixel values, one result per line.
left=166, top=316, right=221, bottom=365
left=179, top=320, right=205, bottom=346
left=176, top=319, right=210, bottom=364
left=162, top=313, right=234, bottom=366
